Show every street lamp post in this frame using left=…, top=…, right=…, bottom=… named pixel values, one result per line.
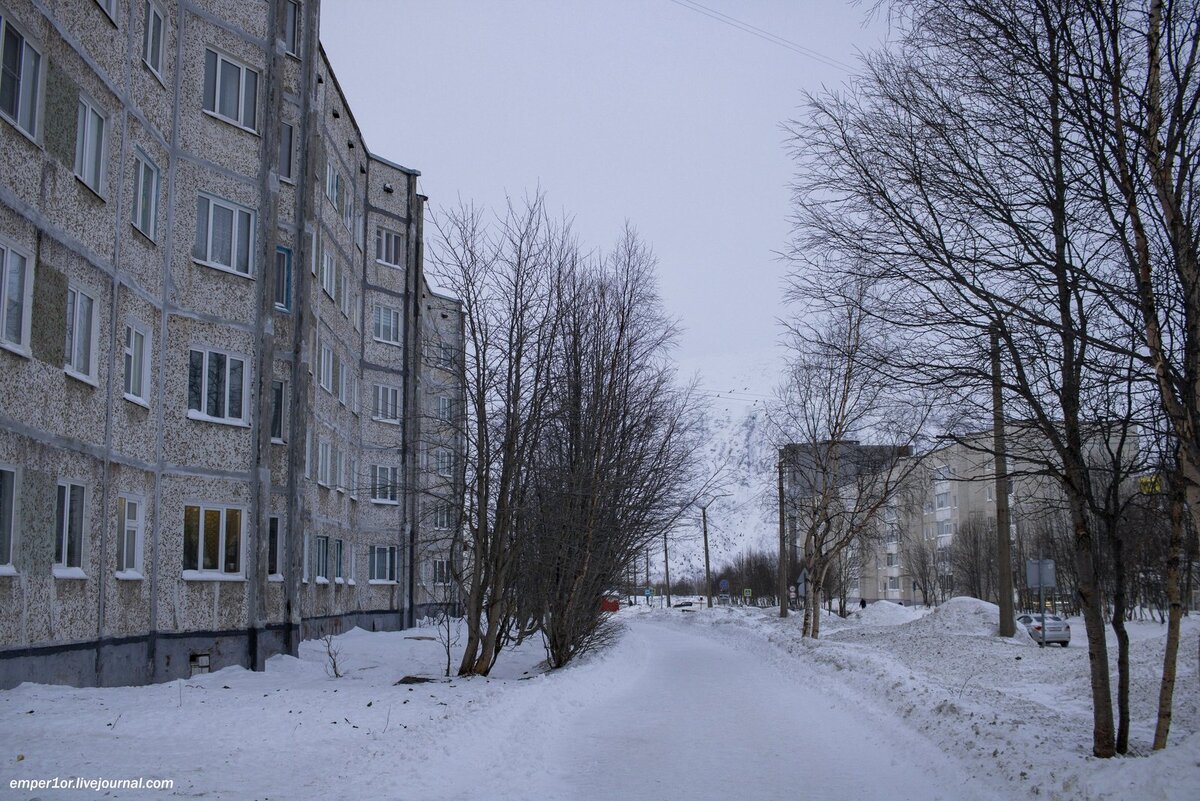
left=699, top=493, right=728, bottom=609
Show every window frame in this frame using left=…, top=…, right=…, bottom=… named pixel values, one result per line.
left=182, top=502, right=245, bottom=580
left=65, top=283, right=100, bottom=385
left=123, top=320, right=152, bottom=406
left=373, top=304, right=401, bottom=345
left=274, top=245, right=292, bottom=311
left=0, top=236, right=34, bottom=356
left=131, top=149, right=160, bottom=240
left=369, top=465, right=398, bottom=505
left=369, top=544, right=397, bottom=583
left=74, top=93, right=108, bottom=196
left=0, top=13, right=43, bottom=139
left=194, top=192, right=256, bottom=277
left=187, top=347, right=249, bottom=426
left=333, top=537, right=344, bottom=582
left=54, top=480, right=88, bottom=578
left=375, top=227, right=403, bottom=267
left=141, top=0, right=166, bottom=79
left=0, top=465, right=18, bottom=574
left=267, top=515, right=284, bottom=580
left=270, top=378, right=287, bottom=443
left=283, top=1, right=301, bottom=56
left=278, top=121, right=294, bottom=182
left=116, top=494, right=145, bottom=579
left=202, top=47, right=259, bottom=132
left=433, top=558, right=451, bottom=586
left=94, top=0, right=117, bottom=23
left=314, top=534, right=329, bottom=583
left=372, top=384, right=400, bottom=423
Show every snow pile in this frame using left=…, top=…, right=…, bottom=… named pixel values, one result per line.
left=900, top=596, right=1027, bottom=641
left=855, top=600, right=924, bottom=627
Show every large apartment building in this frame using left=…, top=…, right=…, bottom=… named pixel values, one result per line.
left=0, top=0, right=463, bottom=688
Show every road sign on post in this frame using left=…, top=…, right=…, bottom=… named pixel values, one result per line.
left=743, top=588, right=752, bottom=597
left=1025, top=560, right=1056, bottom=589
left=719, top=579, right=729, bottom=592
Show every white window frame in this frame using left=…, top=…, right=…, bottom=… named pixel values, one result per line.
left=54, top=480, right=88, bottom=578
left=321, top=249, right=336, bottom=298
left=0, top=13, right=43, bottom=139
left=339, top=267, right=351, bottom=317
left=0, top=237, right=34, bottom=356
left=369, top=544, right=397, bottom=583
left=123, top=321, right=151, bottom=406
left=314, top=534, right=329, bottom=583
left=274, top=245, right=292, bottom=311
left=65, top=283, right=100, bottom=385
left=94, top=0, right=117, bottom=23
left=142, top=0, right=165, bottom=79
left=187, top=347, right=249, bottom=426
left=370, top=465, right=398, bottom=504
left=435, top=448, right=453, bottom=478
left=116, top=494, right=145, bottom=579
left=0, top=466, right=18, bottom=575
left=278, top=121, right=294, bottom=182
left=267, top=515, right=284, bottom=580
left=375, top=228, right=403, bottom=267
left=202, top=48, right=258, bottom=132
left=318, top=341, right=333, bottom=392
left=74, top=94, right=107, bottom=195
left=437, top=396, right=453, bottom=423
left=433, top=558, right=451, bottom=586
left=270, top=379, right=287, bottom=443
left=283, top=1, right=301, bottom=56
left=317, top=439, right=332, bottom=487
left=333, top=537, right=344, bottom=583
left=346, top=457, right=358, bottom=501
left=372, top=384, right=400, bottom=423
left=194, top=192, right=256, bottom=276
left=433, top=501, right=452, bottom=531
left=131, top=149, right=159, bottom=239
left=182, top=503, right=245, bottom=580
left=373, top=304, right=401, bottom=345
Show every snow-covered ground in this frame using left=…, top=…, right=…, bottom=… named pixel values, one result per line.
left=2, top=602, right=1197, bottom=800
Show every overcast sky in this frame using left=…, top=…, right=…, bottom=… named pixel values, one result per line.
left=321, top=1, right=889, bottom=403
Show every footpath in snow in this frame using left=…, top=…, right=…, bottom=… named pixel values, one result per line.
left=1, top=601, right=1197, bottom=800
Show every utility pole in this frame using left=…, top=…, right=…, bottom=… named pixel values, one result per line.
left=778, top=453, right=789, bottom=618
left=663, top=533, right=672, bottom=607
left=991, top=322, right=1016, bottom=637
left=702, top=505, right=713, bottom=608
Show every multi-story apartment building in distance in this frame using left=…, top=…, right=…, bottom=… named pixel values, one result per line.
left=0, top=0, right=463, bottom=688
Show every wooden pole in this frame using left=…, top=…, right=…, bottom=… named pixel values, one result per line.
left=778, top=454, right=789, bottom=618
left=991, top=322, right=1016, bottom=637
left=702, top=505, right=713, bottom=609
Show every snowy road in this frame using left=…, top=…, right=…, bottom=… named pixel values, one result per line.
left=457, top=615, right=1004, bottom=801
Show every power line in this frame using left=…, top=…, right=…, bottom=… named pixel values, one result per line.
left=666, top=0, right=858, bottom=72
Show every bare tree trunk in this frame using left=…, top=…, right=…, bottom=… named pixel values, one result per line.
left=1153, top=478, right=1189, bottom=748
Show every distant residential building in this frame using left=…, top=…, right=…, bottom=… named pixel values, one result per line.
left=0, top=0, right=463, bottom=687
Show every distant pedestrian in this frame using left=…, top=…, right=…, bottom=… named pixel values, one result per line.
left=860, top=597, right=867, bottom=610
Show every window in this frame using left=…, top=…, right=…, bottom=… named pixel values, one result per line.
left=375, top=228, right=403, bottom=266
left=317, top=439, right=332, bottom=487
left=142, top=1, right=165, bottom=77
left=274, top=246, right=292, bottom=310
left=346, top=543, right=356, bottom=582
left=117, top=496, right=143, bottom=576
left=339, top=268, right=351, bottom=316
left=325, top=163, right=341, bottom=208
left=183, top=504, right=242, bottom=576
left=74, top=95, right=107, bottom=194
left=0, top=467, right=16, bottom=569
left=333, top=538, right=344, bottom=581
left=370, top=465, right=398, bottom=503
left=202, top=49, right=258, bottom=131
left=55, top=482, right=87, bottom=572
left=372, top=384, right=399, bottom=422
left=433, top=502, right=452, bottom=530
left=433, top=558, right=450, bottom=586
left=438, top=343, right=455, bottom=369
left=318, top=341, right=333, bottom=392
left=888, top=576, right=900, bottom=591
left=270, top=379, right=285, bottom=442
left=986, top=484, right=994, bottom=501
left=283, top=1, right=300, bottom=55
left=886, top=552, right=897, bottom=567
left=934, top=492, right=949, bottom=510
left=278, top=122, right=294, bottom=181
left=437, top=396, right=453, bottom=423
left=374, top=305, right=401, bottom=344
left=65, top=285, right=99, bottom=382
left=194, top=194, right=255, bottom=275
left=188, top=348, right=246, bottom=424
left=435, top=448, right=453, bottom=478
left=321, top=249, right=336, bottom=298
left=95, top=0, right=117, bottom=21
left=0, top=238, right=33, bottom=352
left=0, top=15, right=42, bottom=137
left=342, top=191, right=354, bottom=230
left=346, top=457, right=357, bottom=500
left=370, top=545, right=396, bottom=582
left=932, top=464, right=953, bottom=482
left=314, top=535, right=328, bottom=582
left=131, top=151, right=159, bottom=238
left=123, top=323, right=150, bottom=403
left=267, top=516, right=283, bottom=577
left=337, top=359, right=350, bottom=406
